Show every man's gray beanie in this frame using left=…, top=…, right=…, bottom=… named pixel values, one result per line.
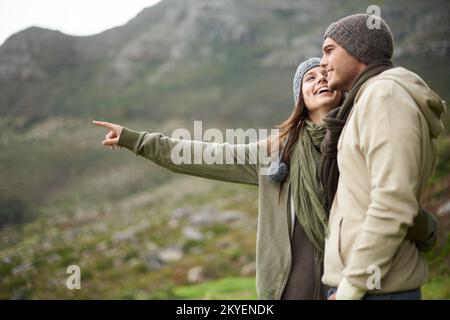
left=293, top=57, right=321, bottom=105
left=324, top=13, right=394, bottom=65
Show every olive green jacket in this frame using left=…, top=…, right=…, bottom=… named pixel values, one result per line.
left=118, top=128, right=296, bottom=299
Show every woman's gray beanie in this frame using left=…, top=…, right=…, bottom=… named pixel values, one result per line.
left=293, top=57, right=321, bottom=105
left=324, top=13, right=394, bottom=65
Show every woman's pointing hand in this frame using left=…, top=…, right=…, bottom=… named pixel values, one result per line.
left=92, top=120, right=123, bottom=149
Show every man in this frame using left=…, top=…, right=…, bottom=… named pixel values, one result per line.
left=319, top=14, right=446, bottom=300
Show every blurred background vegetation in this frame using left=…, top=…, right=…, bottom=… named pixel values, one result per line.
left=0, top=0, right=449, bottom=299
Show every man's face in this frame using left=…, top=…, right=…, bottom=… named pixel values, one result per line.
left=320, top=37, right=367, bottom=92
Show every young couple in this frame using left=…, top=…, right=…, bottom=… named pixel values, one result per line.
left=93, top=14, right=446, bottom=300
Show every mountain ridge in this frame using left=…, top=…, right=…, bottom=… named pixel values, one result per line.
left=0, top=0, right=448, bottom=124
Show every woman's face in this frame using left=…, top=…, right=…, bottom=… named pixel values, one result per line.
left=301, top=66, right=341, bottom=118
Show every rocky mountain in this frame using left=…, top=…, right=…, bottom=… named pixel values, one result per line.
left=0, top=0, right=448, bottom=126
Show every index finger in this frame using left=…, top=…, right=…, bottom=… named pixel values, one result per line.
left=92, top=120, right=114, bottom=130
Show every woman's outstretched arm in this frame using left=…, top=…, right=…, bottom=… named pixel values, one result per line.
left=93, top=120, right=259, bottom=186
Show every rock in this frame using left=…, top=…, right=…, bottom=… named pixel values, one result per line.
left=129, top=257, right=141, bottom=268
left=93, top=222, right=108, bottom=233
left=46, top=253, right=61, bottom=264
left=168, top=218, right=179, bottom=229
left=240, top=261, right=256, bottom=276
left=189, top=207, right=244, bottom=226
left=215, top=210, right=243, bottom=224
left=80, top=250, right=91, bottom=263
left=42, top=241, right=52, bottom=251
left=189, top=207, right=219, bottom=226
left=238, top=255, right=250, bottom=264
left=183, top=226, right=204, bottom=241
left=216, top=239, right=232, bottom=249
left=190, top=212, right=214, bottom=226
left=112, top=229, right=136, bottom=243
left=159, top=246, right=184, bottom=262
left=11, top=287, right=28, bottom=300
left=142, top=253, right=164, bottom=270
left=437, top=200, right=450, bottom=217
left=189, top=246, right=203, bottom=254
left=145, top=241, right=159, bottom=251
left=96, top=242, right=108, bottom=251
left=12, top=262, right=33, bottom=275
left=2, top=256, right=12, bottom=264
left=47, top=279, right=59, bottom=291
left=171, top=207, right=191, bottom=220
left=113, top=258, right=125, bottom=268
left=187, top=266, right=206, bottom=284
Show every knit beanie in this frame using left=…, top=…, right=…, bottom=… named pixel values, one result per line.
left=324, top=13, right=394, bottom=65
left=293, top=57, right=321, bottom=105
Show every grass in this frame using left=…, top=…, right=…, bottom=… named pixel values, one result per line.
left=145, top=274, right=450, bottom=300
left=168, top=276, right=257, bottom=300
left=169, top=276, right=450, bottom=300
left=422, top=276, right=450, bottom=300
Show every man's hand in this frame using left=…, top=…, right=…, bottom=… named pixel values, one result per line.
left=93, top=120, right=123, bottom=149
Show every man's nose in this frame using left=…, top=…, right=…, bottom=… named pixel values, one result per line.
left=317, top=73, right=327, bottom=83
left=320, top=55, right=327, bottom=68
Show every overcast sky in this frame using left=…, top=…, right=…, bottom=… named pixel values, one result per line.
left=0, top=0, right=162, bottom=46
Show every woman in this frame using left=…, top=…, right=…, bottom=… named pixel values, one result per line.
left=93, top=58, right=432, bottom=300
